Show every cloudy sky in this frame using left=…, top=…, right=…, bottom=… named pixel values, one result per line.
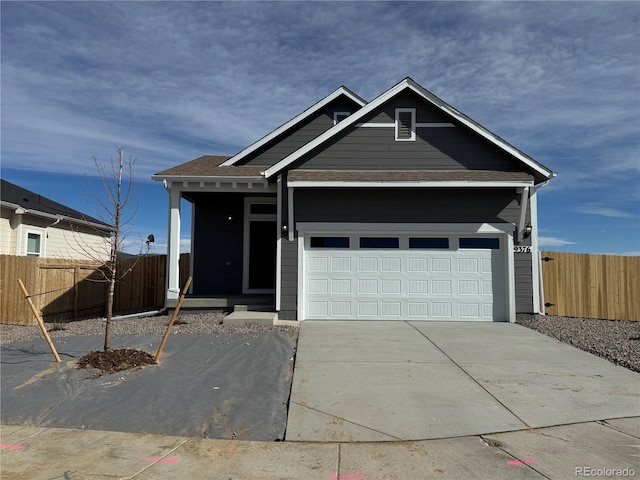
left=2, top=1, right=639, bottom=255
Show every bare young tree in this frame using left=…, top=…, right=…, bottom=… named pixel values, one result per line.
left=77, top=146, right=138, bottom=351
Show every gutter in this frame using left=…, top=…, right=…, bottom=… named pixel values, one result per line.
left=1, top=201, right=112, bottom=233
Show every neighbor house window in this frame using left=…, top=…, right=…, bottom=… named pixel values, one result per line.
left=26, top=232, right=42, bottom=257
left=395, top=108, right=416, bottom=141
left=333, top=111, right=350, bottom=125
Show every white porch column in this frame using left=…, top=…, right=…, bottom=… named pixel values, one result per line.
left=166, top=187, right=181, bottom=301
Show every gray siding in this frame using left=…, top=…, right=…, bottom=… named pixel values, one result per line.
left=238, top=97, right=361, bottom=166
left=279, top=237, right=298, bottom=320
left=293, top=90, right=523, bottom=172
left=294, top=188, right=521, bottom=224
left=289, top=188, right=535, bottom=315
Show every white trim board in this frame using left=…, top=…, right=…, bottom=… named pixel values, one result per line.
left=287, top=180, right=534, bottom=188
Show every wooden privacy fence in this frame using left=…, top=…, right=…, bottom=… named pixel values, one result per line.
left=0, top=254, right=190, bottom=325
left=541, top=251, right=640, bottom=321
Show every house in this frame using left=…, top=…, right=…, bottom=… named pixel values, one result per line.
left=153, top=78, right=555, bottom=322
left=0, top=179, right=112, bottom=261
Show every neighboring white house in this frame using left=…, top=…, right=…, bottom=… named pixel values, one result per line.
left=0, top=179, right=112, bottom=261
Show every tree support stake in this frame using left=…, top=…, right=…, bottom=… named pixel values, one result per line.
left=17, top=278, right=61, bottom=363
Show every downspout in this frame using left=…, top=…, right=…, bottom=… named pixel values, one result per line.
left=531, top=176, right=554, bottom=314
left=516, top=187, right=530, bottom=244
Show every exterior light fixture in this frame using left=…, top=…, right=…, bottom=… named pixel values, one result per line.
left=523, top=225, right=533, bottom=238
left=227, top=214, right=234, bottom=224
left=282, top=225, right=288, bottom=235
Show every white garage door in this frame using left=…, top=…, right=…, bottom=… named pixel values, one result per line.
left=303, top=234, right=507, bottom=321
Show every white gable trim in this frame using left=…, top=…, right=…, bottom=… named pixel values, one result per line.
left=220, top=87, right=366, bottom=167
left=264, top=78, right=554, bottom=180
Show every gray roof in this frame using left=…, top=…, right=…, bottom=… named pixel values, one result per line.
left=287, top=170, right=534, bottom=183
left=153, top=155, right=264, bottom=178
left=1, top=179, right=112, bottom=229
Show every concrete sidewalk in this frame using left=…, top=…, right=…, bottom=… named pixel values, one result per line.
left=1, top=419, right=638, bottom=479
left=2, top=321, right=639, bottom=479
left=286, top=321, right=640, bottom=442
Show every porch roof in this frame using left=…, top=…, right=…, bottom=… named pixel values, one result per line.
left=152, top=155, right=265, bottom=179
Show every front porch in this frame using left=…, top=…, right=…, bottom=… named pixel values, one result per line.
left=166, top=294, right=275, bottom=312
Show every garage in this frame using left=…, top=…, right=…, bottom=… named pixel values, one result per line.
left=301, top=230, right=510, bottom=321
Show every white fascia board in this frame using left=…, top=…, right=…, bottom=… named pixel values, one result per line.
left=287, top=180, right=534, bottom=188
left=152, top=176, right=273, bottom=193
left=265, top=77, right=555, bottom=180
left=220, top=87, right=367, bottom=167
left=151, top=175, right=265, bottom=183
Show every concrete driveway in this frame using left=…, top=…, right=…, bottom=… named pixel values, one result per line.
left=285, top=321, right=640, bottom=442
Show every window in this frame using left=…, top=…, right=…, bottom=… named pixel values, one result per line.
left=359, top=237, right=399, bottom=248
left=26, top=232, right=41, bottom=257
left=333, top=111, right=350, bottom=125
left=459, top=237, right=500, bottom=249
left=409, top=238, right=449, bottom=249
left=310, top=237, right=350, bottom=248
left=395, top=108, right=415, bottom=141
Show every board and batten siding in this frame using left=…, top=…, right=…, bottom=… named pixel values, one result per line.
left=190, top=193, right=246, bottom=294
left=238, top=97, right=360, bottom=167
left=278, top=188, right=535, bottom=319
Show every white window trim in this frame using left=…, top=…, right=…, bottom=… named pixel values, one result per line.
left=333, top=111, right=350, bottom=125
left=395, top=108, right=416, bottom=141
left=242, top=197, right=277, bottom=294
left=296, top=222, right=516, bottom=322
left=23, top=226, right=45, bottom=257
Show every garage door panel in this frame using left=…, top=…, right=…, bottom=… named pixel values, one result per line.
left=304, top=234, right=506, bottom=321
left=331, top=279, right=351, bottom=294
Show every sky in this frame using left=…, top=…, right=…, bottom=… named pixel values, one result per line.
left=1, top=1, right=639, bottom=255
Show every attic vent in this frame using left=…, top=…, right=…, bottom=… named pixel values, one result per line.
left=395, top=108, right=415, bottom=141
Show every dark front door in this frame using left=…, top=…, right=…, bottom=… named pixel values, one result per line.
left=247, top=220, right=277, bottom=291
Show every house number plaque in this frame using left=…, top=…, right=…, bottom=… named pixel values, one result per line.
left=513, top=246, right=532, bottom=253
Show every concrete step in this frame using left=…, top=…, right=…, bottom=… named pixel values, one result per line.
left=223, top=311, right=277, bottom=326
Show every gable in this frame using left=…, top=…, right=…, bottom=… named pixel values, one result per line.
left=233, top=95, right=363, bottom=167
left=264, top=78, right=554, bottom=183
left=276, top=90, right=537, bottom=176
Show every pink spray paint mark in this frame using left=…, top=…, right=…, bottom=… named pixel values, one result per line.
left=508, top=459, right=538, bottom=465
left=0, top=444, right=25, bottom=450
left=145, top=457, right=180, bottom=463
left=328, top=475, right=366, bottom=479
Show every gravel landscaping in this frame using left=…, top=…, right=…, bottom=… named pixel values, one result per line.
left=0, top=311, right=297, bottom=345
left=516, top=314, right=640, bottom=373
left=1, top=312, right=637, bottom=373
